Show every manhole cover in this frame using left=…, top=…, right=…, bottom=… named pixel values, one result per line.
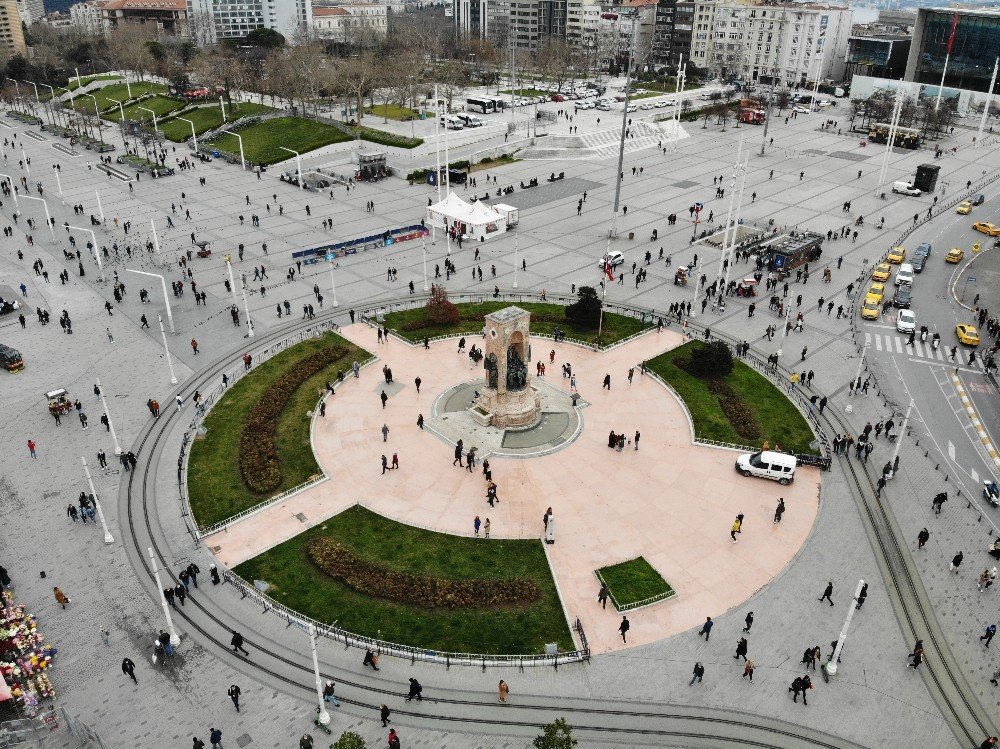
left=236, top=734, right=252, bottom=747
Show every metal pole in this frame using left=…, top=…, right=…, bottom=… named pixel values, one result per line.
left=175, top=117, right=197, bottom=151
left=224, top=256, right=239, bottom=310
left=0, top=173, right=17, bottom=206
left=714, top=139, right=744, bottom=289
left=422, top=238, right=428, bottom=291
left=720, top=157, right=749, bottom=295
left=157, top=315, right=178, bottom=385
left=824, top=579, right=864, bottom=676
left=510, top=35, right=515, bottom=124
left=53, top=166, right=62, bottom=197
left=68, top=225, right=102, bottom=281
left=21, top=147, right=29, bottom=175
left=240, top=285, right=254, bottom=337
left=434, top=84, right=442, bottom=204
left=127, top=269, right=174, bottom=333
left=279, top=147, right=303, bottom=190
left=220, top=96, right=227, bottom=122
left=935, top=54, right=950, bottom=111
left=109, top=98, right=125, bottom=122
left=220, top=129, right=245, bottom=170
left=148, top=547, right=180, bottom=646
left=513, top=234, right=518, bottom=289
left=672, top=54, right=683, bottom=143
left=875, top=88, right=903, bottom=197
left=150, top=219, right=160, bottom=255
left=95, top=189, right=105, bottom=224
left=22, top=195, right=55, bottom=239
left=329, top=260, right=338, bottom=306
left=610, top=11, right=640, bottom=236
left=81, top=457, right=114, bottom=544
left=95, top=377, right=122, bottom=455
left=850, top=343, right=868, bottom=397
left=759, top=10, right=785, bottom=155
left=886, top=399, right=913, bottom=479
left=977, top=57, right=999, bottom=144
left=308, top=624, right=331, bottom=726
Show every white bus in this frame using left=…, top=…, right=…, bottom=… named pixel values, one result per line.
left=466, top=97, right=496, bottom=114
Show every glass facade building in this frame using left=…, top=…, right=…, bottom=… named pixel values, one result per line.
left=905, top=8, right=1000, bottom=95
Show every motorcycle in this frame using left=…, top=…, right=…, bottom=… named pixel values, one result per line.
left=985, top=480, right=1000, bottom=508
left=920, top=326, right=928, bottom=342
left=931, top=333, right=940, bottom=350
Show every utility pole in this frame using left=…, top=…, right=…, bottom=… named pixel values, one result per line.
left=759, top=9, right=786, bottom=156
left=824, top=579, right=865, bottom=676
left=610, top=11, right=640, bottom=237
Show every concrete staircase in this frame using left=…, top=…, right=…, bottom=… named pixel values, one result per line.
left=518, top=120, right=688, bottom=161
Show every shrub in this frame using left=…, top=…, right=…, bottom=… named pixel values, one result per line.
left=706, top=379, right=762, bottom=441
left=565, top=286, right=601, bottom=328
left=424, top=284, right=459, bottom=325
left=307, top=537, right=541, bottom=609
left=238, top=344, right=348, bottom=494
left=687, top=340, right=733, bottom=378
left=332, top=732, right=368, bottom=749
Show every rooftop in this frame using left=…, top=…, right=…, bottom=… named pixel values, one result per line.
left=102, top=0, right=186, bottom=10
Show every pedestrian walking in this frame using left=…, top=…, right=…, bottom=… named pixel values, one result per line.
left=698, top=616, right=713, bottom=640
left=363, top=648, right=380, bottom=670
left=818, top=581, right=834, bottom=606
left=406, top=677, right=423, bottom=702
left=498, top=680, right=509, bottom=703
left=774, top=498, right=785, bottom=523
left=382, top=424, right=390, bottom=442
left=209, top=728, right=222, bottom=749
left=193, top=738, right=205, bottom=749
left=387, top=729, right=401, bottom=749
left=53, top=587, right=70, bottom=608
left=951, top=551, right=964, bottom=573
left=597, top=582, right=610, bottom=609
left=789, top=675, right=812, bottom=704
left=730, top=513, right=744, bottom=543
left=734, top=637, right=749, bottom=661
left=380, top=390, right=388, bottom=408
left=322, top=680, right=340, bottom=706
left=743, top=612, right=753, bottom=632
left=855, top=582, right=868, bottom=609
left=228, top=684, right=241, bottom=712
left=689, top=662, right=705, bottom=685
left=743, top=659, right=755, bottom=682
left=230, top=631, right=249, bottom=656
left=917, top=528, right=930, bottom=549
left=27, top=439, right=36, bottom=458
left=121, top=657, right=137, bottom=683
left=619, top=615, right=630, bottom=643
left=981, top=623, right=996, bottom=647
left=380, top=704, right=391, bottom=726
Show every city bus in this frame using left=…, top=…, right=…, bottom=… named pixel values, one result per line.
left=466, top=97, right=497, bottom=114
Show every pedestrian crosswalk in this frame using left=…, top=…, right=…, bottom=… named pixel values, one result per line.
left=864, top=332, right=985, bottom=370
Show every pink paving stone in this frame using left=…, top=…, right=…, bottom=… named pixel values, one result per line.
left=207, top=323, right=820, bottom=655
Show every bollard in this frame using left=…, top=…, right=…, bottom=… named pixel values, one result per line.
left=944, top=474, right=949, bottom=482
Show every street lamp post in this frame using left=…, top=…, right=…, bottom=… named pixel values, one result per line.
left=824, top=579, right=864, bottom=677
left=95, top=377, right=123, bottom=455
left=148, top=547, right=180, bottom=646
left=108, top=97, right=126, bottom=123
left=68, top=225, right=103, bottom=282
left=95, top=189, right=105, bottom=224
left=137, top=106, right=159, bottom=136
left=220, top=96, right=227, bottom=122
left=219, top=128, right=245, bottom=170
left=0, top=173, right=19, bottom=206
left=52, top=165, right=63, bottom=197
left=149, top=218, right=160, bottom=255
left=21, top=195, right=55, bottom=240
left=421, top=239, right=428, bottom=291
left=849, top=343, right=868, bottom=399
left=81, top=457, right=115, bottom=544
left=886, top=399, right=913, bottom=479
left=126, top=268, right=175, bottom=333
left=326, top=254, right=339, bottom=306
left=40, top=84, right=59, bottom=127
left=240, top=285, right=254, bottom=338
left=223, top=255, right=239, bottom=310
left=278, top=146, right=303, bottom=190
left=174, top=116, right=198, bottom=151
left=513, top=234, right=518, bottom=289
left=308, top=624, right=331, bottom=726
left=157, top=315, right=178, bottom=385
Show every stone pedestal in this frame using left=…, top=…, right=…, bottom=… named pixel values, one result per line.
left=469, top=306, right=542, bottom=430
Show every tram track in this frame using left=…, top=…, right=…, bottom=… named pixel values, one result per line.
left=116, top=310, right=989, bottom=748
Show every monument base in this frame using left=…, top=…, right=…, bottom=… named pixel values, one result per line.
left=471, top=386, right=542, bottom=431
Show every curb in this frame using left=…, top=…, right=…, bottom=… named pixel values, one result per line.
left=949, top=372, right=1000, bottom=469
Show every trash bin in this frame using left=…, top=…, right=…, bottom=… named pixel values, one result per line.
left=628, top=231, right=634, bottom=240
left=571, top=393, right=580, bottom=406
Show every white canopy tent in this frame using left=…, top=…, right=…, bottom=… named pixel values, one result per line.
left=427, top=190, right=507, bottom=242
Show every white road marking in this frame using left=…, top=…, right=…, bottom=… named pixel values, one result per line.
left=949, top=441, right=956, bottom=461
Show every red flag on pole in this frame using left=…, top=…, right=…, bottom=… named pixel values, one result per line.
left=946, top=12, right=959, bottom=55
left=604, top=257, right=615, bottom=282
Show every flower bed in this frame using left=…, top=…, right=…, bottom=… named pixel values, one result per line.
left=307, top=537, right=540, bottom=608
left=595, top=557, right=674, bottom=610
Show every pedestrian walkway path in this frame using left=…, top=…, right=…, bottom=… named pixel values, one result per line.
left=207, top=324, right=820, bottom=655
left=864, top=331, right=986, bottom=370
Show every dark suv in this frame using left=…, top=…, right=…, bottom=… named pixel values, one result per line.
left=912, top=243, right=931, bottom=273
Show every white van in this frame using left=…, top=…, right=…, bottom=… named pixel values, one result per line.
left=440, top=115, right=464, bottom=130
left=458, top=114, right=484, bottom=127
left=892, top=181, right=921, bottom=196
left=735, top=451, right=797, bottom=485
left=895, top=263, right=914, bottom=286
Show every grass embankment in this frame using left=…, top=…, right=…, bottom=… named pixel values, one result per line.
left=187, top=332, right=367, bottom=528
left=66, top=73, right=121, bottom=91
left=367, top=103, right=419, bottom=121
left=204, top=116, right=352, bottom=165
left=596, top=557, right=673, bottom=609
left=116, top=95, right=186, bottom=122
left=159, top=102, right=275, bottom=141
left=645, top=341, right=817, bottom=454
left=74, top=81, right=166, bottom=114
left=234, top=505, right=574, bottom=654
left=347, top=124, right=423, bottom=149
left=383, top=302, right=650, bottom=347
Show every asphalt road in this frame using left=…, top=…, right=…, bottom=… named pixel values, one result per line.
left=856, top=183, right=1000, bottom=519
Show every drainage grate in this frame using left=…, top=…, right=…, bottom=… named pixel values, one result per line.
left=294, top=513, right=307, bottom=523
left=236, top=733, right=253, bottom=747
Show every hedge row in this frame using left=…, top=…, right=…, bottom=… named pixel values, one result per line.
left=307, top=537, right=541, bottom=609
left=239, top=344, right=348, bottom=494
left=399, top=310, right=569, bottom=333
left=706, top=378, right=762, bottom=442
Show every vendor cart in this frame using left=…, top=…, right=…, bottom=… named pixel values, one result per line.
left=195, top=241, right=212, bottom=258
left=46, top=388, right=72, bottom=416
left=736, top=278, right=758, bottom=297
left=674, top=266, right=689, bottom=286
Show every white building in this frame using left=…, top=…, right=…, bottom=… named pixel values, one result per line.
left=186, top=0, right=312, bottom=42
left=312, top=3, right=387, bottom=39
left=69, top=0, right=110, bottom=33
left=16, top=0, right=44, bottom=24
left=691, top=1, right=851, bottom=85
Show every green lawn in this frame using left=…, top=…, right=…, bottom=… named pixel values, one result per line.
left=187, top=332, right=368, bottom=528
left=596, top=557, right=674, bottom=609
left=74, top=81, right=166, bottom=114
left=115, top=95, right=186, bottom=122
left=646, top=341, right=817, bottom=454
left=234, top=505, right=574, bottom=654
left=159, top=102, right=275, bottom=142
left=367, top=103, right=419, bottom=121
left=66, top=73, right=121, bottom=91
left=348, top=124, right=423, bottom=149
left=204, top=116, right=352, bottom=166
left=383, top=302, right=651, bottom=347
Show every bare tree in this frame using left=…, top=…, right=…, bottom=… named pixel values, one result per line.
left=436, top=60, right=468, bottom=113
left=334, top=54, right=379, bottom=123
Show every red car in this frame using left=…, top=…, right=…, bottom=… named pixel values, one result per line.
left=551, top=94, right=567, bottom=102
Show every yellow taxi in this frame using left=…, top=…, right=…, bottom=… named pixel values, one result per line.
left=973, top=221, right=1000, bottom=237
left=945, top=247, right=964, bottom=263
left=887, top=246, right=906, bottom=264
left=872, top=263, right=892, bottom=282
left=956, top=324, right=980, bottom=346
left=956, top=200, right=973, bottom=215
left=861, top=298, right=881, bottom=320
left=865, top=282, right=886, bottom=304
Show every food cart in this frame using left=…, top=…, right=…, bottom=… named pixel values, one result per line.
left=674, top=266, right=689, bottom=286
left=46, top=389, right=72, bottom=416
left=736, top=278, right=758, bottom=297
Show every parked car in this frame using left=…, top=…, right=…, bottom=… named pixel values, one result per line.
left=735, top=451, right=796, bottom=485
left=598, top=251, right=625, bottom=268
left=895, top=263, right=914, bottom=286
left=640, top=103, right=654, bottom=110
left=892, top=181, right=921, bottom=196
left=793, top=105, right=810, bottom=114
left=872, top=263, right=892, bottom=282
left=861, top=298, right=881, bottom=320
left=865, top=282, right=886, bottom=304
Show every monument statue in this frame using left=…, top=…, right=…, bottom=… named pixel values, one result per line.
left=469, top=306, right=542, bottom=429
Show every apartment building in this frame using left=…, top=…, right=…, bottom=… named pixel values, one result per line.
left=904, top=7, right=1000, bottom=95
left=651, top=0, right=691, bottom=67
left=453, top=0, right=488, bottom=37
left=312, top=2, right=387, bottom=39
left=69, top=0, right=110, bottom=32
left=16, top=0, right=44, bottom=24
left=0, top=0, right=26, bottom=59
left=509, top=0, right=565, bottom=51
left=690, top=1, right=851, bottom=85
left=187, top=0, right=312, bottom=42
left=100, top=0, right=189, bottom=34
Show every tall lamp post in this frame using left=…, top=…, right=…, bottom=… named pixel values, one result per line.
left=68, top=225, right=104, bottom=282
left=308, top=624, right=331, bottom=726
left=81, top=457, right=115, bottom=544
left=885, top=399, right=913, bottom=479
left=174, top=116, right=198, bottom=151
left=157, top=315, right=178, bottom=385
left=278, top=146, right=304, bottom=190
left=137, top=106, right=160, bottom=137
left=825, top=579, right=865, bottom=676
left=0, top=173, right=19, bottom=206
left=324, top=252, right=339, bottom=306
left=223, top=254, right=239, bottom=310
left=94, top=377, right=123, bottom=455
left=219, top=128, right=246, bottom=170
left=21, top=195, right=55, bottom=240
left=82, top=93, right=105, bottom=144
left=108, top=97, right=126, bottom=123
left=126, top=268, right=175, bottom=333
left=240, top=285, right=254, bottom=338
left=148, top=547, right=180, bottom=646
